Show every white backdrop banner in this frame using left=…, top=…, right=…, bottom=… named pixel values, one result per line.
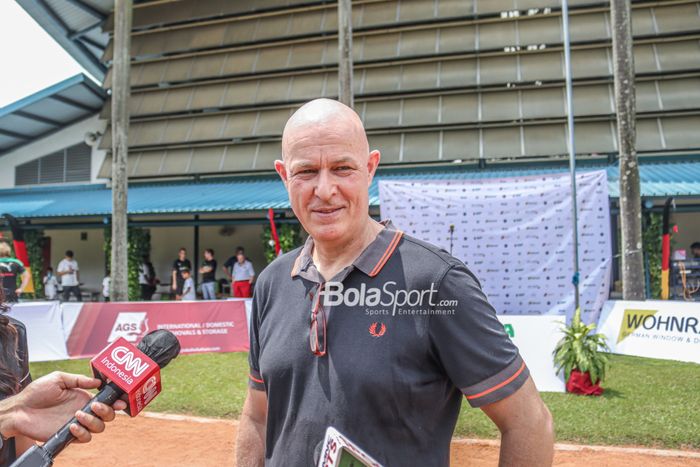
left=379, top=171, right=612, bottom=323
left=598, top=300, right=700, bottom=364
left=497, top=315, right=565, bottom=392
left=8, top=301, right=69, bottom=362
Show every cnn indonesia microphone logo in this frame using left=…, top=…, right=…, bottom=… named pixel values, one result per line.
left=91, top=337, right=162, bottom=416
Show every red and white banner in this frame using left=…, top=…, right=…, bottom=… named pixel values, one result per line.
left=65, top=300, right=250, bottom=359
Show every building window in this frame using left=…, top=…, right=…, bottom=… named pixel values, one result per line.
left=15, top=143, right=91, bottom=186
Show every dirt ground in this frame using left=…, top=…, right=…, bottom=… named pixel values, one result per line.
left=55, top=414, right=700, bottom=466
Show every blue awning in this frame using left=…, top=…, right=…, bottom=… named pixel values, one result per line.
left=0, top=158, right=698, bottom=219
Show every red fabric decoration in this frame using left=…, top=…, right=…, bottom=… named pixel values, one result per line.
left=267, top=208, right=281, bottom=256
left=566, top=370, right=603, bottom=396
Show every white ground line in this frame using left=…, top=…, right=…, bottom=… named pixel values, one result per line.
left=127, top=413, right=700, bottom=459
left=451, top=438, right=700, bottom=459
left=137, top=411, right=237, bottom=425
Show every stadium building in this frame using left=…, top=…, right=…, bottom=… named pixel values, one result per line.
left=1, top=0, right=699, bottom=297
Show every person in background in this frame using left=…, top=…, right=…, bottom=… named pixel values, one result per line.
left=691, top=242, right=700, bottom=259
left=199, top=249, right=217, bottom=300
left=139, top=255, right=157, bottom=301
left=43, top=267, right=59, bottom=300
left=102, top=271, right=111, bottom=302
left=57, top=250, right=81, bottom=302
left=179, top=269, right=195, bottom=301
left=171, top=248, right=191, bottom=299
left=223, top=247, right=255, bottom=298
left=0, top=242, right=30, bottom=303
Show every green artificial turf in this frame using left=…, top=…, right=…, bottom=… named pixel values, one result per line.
left=30, top=353, right=700, bottom=449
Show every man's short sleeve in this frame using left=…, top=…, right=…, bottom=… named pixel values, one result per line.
left=73, top=261, right=79, bottom=271
left=247, top=261, right=255, bottom=276
left=15, top=260, right=25, bottom=275
left=248, top=283, right=265, bottom=391
left=429, top=263, right=529, bottom=408
left=57, top=260, right=67, bottom=273
left=224, top=257, right=234, bottom=271
left=172, top=260, right=179, bottom=271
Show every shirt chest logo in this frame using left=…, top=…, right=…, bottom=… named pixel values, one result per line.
left=368, top=322, right=387, bottom=337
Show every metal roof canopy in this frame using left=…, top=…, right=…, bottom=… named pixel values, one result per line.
left=0, top=158, right=699, bottom=220
left=0, top=73, right=106, bottom=155
left=16, top=0, right=112, bottom=80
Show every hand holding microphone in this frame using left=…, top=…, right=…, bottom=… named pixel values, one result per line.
left=11, top=330, right=181, bottom=467
left=0, top=372, right=127, bottom=444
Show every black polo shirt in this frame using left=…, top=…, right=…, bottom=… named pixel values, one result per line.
left=249, top=222, right=529, bottom=466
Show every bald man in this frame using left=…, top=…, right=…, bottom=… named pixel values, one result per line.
left=236, top=99, right=553, bottom=466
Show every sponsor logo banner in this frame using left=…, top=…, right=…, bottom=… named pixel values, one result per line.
left=66, top=301, right=249, bottom=359
left=379, top=170, right=612, bottom=323
left=598, top=300, right=700, bottom=364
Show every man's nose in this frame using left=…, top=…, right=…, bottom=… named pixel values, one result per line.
left=315, top=169, right=337, bottom=201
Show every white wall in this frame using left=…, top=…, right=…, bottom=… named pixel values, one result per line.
left=0, top=114, right=107, bottom=189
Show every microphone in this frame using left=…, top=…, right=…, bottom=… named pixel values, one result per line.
left=11, top=330, right=180, bottom=467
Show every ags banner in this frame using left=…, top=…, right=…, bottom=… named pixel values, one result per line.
left=66, top=300, right=249, bottom=359
left=598, top=300, right=700, bottom=364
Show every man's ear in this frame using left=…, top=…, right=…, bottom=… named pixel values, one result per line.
left=274, top=159, right=288, bottom=184
left=367, top=150, right=381, bottom=183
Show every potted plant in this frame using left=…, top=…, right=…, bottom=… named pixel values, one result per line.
left=553, top=309, right=610, bottom=396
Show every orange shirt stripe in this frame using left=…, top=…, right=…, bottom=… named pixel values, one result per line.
left=369, top=230, right=403, bottom=277
left=249, top=373, right=264, bottom=384
left=465, top=362, right=526, bottom=400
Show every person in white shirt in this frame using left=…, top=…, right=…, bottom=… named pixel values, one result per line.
left=102, top=273, right=111, bottom=302
left=222, top=247, right=255, bottom=298
left=42, top=267, right=59, bottom=300
left=180, top=269, right=196, bottom=301
left=57, top=250, right=81, bottom=302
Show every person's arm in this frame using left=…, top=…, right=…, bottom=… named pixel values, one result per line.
left=17, top=269, right=30, bottom=295
left=171, top=267, right=177, bottom=290
left=223, top=259, right=233, bottom=281
left=428, top=263, right=554, bottom=465
left=75, top=263, right=80, bottom=283
left=247, top=262, right=255, bottom=284
left=236, top=388, right=267, bottom=467
left=0, top=372, right=126, bottom=443
left=481, top=377, right=554, bottom=466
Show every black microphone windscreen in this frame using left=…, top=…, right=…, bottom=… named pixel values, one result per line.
left=137, top=329, right=181, bottom=369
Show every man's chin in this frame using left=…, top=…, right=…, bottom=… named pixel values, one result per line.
left=307, top=223, right=347, bottom=243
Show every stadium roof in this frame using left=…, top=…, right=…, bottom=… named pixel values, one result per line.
left=0, top=74, right=105, bottom=155
left=0, top=158, right=698, bottom=219
left=16, top=0, right=112, bottom=80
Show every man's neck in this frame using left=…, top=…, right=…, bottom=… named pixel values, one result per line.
left=312, top=218, right=384, bottom=280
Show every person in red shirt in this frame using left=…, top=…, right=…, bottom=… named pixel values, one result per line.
left=223, top=247, right=255, bottom=298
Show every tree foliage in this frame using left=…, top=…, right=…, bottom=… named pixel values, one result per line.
left=104, top=227, right=151, bottom=301
left=261, top=223, right=303, bottom=264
